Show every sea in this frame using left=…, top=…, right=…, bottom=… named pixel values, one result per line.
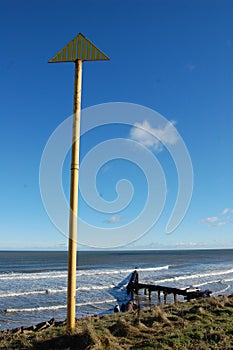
left=0, top=249, right=233, bottom=331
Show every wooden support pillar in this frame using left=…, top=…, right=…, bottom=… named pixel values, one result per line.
left=136, top=295, right=141, bottom=321
left=148, top=289, right=151, bottom=301
left=144, top=288, right=147, bottom=295
left=164, top=292, right=168, bottom=305
left=158, top=290, right=161, bottom=305
left=174, top=294, right=178, bottom=303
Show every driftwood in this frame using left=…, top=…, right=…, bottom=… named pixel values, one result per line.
left=127, top=270, right=212, bottom=304
left=1, top=318, right=66, bottom=335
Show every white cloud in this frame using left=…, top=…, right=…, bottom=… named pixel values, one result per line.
left=201, top=208, right=233, bottom=228
left=221, top=208, right=230, bottom=215
left=129, top=120, right=178, bottom=151
left=214, top=222, right=227, bottom=227
left=107, top=215, right=121, bottom=224
left=201, top=216, right=219, bottom=224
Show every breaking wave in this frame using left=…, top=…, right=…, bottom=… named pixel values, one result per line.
left=0, top=265, right=169, bottom=281
left=4, top=299, right=117, bottom=313
left=153, top=268, right=233, bottom=285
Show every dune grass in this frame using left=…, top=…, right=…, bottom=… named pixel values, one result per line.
left=0, top=294, right=233, bottom=349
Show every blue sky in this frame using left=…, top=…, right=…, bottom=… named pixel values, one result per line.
left=0, top=0, right=233, bottom=250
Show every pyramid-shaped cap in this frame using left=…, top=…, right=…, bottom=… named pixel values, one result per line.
left=49, top=33, right=110, bottom=63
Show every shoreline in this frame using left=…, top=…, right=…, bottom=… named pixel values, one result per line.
left=1, top=293, right=233, bottom=349
left=1, top=251, right=233, bottom=345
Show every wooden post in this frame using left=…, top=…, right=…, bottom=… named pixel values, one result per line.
left=164, top=292, right=167, bottom=305
left=67, top=59, right=82, bottom=330
left=149, top=289, right=151, bottom=301
left=158, top=290, right=161, bottom=305
left=136, top=293, right=141, bottom=321
left=174, top=294, right=178, bottom=304
left=144, top=288, right=147, bottom=295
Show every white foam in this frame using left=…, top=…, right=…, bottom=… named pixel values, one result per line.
left=138, top=266, right=169, bottom=272
left=77, top=284, right=115, bottom=291
left=5, top=299, right=117, bottom=313
left=153, top=268, right=233, bottom=285
left=0, top=290, right=45, bottom=298
left=5, top=305, right=67, bottom=313
left=222, top=278, right=233, bottom=283
left=0, top=284, right=121, bottom=298
left=0, top=272, right=67, bottom=281
left=193, top=280, right=221, bottom=288
left=0, top=288, right=67, bottom=298
left=76, top=299, right=117, bottom=307
left=212, top=285, right=230, bottom=295
left=0, top=265, right=169, bottom=281
left=78, top=265, right=169, bottom=276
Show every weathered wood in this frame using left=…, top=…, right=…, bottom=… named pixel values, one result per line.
left=184, top=289, right=212, bottom=301
left=1, top=318, right=58, bottom=336
left=135, top=283, right=188, bottom=296
left=126, top=270, right=212, bottom=303
left=158, top=290, right=161, bottom=305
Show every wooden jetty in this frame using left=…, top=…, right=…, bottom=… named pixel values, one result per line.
left=127, top=270, right=212, bottom=304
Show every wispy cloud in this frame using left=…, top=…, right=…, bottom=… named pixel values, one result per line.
left=129, top=120, right=178, bottom=151
left=214, top=222, right=227, bottom=227
left=201, top=217, right=219, bottom=224
left=221, top=208, right=233, bottom=215
left=107, top=215, right=121, bottom=224
left=201, top=208, right=233, bottom=228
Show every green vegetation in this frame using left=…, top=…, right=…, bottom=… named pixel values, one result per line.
left=1, top=294, right=233, bottom=349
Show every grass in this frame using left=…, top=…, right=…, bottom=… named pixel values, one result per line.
left=0, top=294, right=233, bottom=349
